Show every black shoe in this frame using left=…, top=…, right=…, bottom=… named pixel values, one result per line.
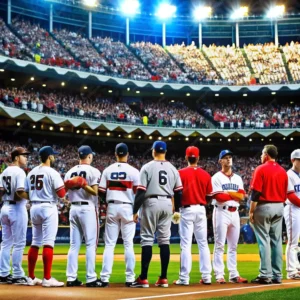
left=271, top=278, right=282, bottom=284
left=86, top=279, right=109, bottom=288
left=125, top=282, right=134, bottom=287
left=251, top=277, right=272, bottom=284
left=12, top=277, right=29, bottom=285
left=0, top=274, right=13, bottom=284
left=67, top=278, right=83, bottom=287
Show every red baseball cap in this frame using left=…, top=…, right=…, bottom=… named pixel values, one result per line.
left=186, top=146, right=199, bottom=157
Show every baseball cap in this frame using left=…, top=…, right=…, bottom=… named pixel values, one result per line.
left=115, top=143, right=128, bottom=156
left=152, top=141, right=167, bottom=153
left=39, top=146, right=59, bottom=157
left=291, top=149, right=300, bottom=160
left=186, top=146, right=199, bottom=157
left=78, top=145, right=95, bottom=157
left=219, top=150, right=233, bottom=160
left=11, top=147, right=30, bottom=161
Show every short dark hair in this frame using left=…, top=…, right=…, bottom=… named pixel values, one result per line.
left=40, top=155, right=49, bottom=163
left=187, top=157, right=197, bottom=164
left=263, top=145, right=278, bottom=159
left=79, top=154, right=88, bottom=160
left=117, top=153, right=127, bottom=159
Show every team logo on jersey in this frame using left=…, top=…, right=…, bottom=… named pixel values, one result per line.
left=222, top=183, right=239, bottom=191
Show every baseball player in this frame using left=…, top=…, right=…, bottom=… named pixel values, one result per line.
left=98, top=143, right=139, bottom=287
left=0, top=147, right=30, bottom=285
left=131, top=141, right=183, bottom=288
left=20, top=146, right=66, bottom=287
left=173, top=146, right=212, bottom=286
left=284, top=149, right=300, bottom=279
left=249, top=145, right=288, bottom=284
left=65, top=145, right=101, bottom=287
left=211, top=150, right=247, bottom=284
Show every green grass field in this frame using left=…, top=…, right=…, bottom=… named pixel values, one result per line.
left=20, top=244, right=300, bottom=299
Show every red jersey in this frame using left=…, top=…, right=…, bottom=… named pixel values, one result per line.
left=250, top=161, right=288, bottom=202
left=179, top=166, right=212, bottom=206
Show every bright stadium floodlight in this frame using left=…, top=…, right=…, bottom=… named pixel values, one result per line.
left=231, top=6, right=248, bottom=19
left=157, top=3, right=177, bottom=19
left=82, top=0, right=98, bottom=7
left=193, top=6, right=212, bottom=21
left=121, top=0, right=140, bottom=15
left=266, top=5, right=285, bottom=18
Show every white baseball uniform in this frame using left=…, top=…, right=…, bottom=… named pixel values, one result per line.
left=65, top=164, right=101, bottom=284
left=211, top=171, right=245, bottom=280
left=99, top=162, right=139, bottom=283
left=284, top=169, right=300, bottom=276
left=25, top=166, right=64, bottom=248
left=0, top=166, right=28, bottom=278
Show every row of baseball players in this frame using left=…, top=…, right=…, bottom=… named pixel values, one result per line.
left=0, top=142, right=299, bottom=288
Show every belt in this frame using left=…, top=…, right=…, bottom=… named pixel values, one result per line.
left=149, top=195, right=172, bottom=199
left=215, top=205, right=238, bottom=212
left=182, top=204, right=205, bottom=208
left=258, top=201, right=284, bottom=204
left=31, top=201, right=52, bottom=204
left=72, top=202, right=89, bottom=206
left=4, top=201, right=16, bottom=205
left=108, top=201, right=131, bottom=205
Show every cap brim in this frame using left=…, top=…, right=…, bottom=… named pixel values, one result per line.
left=92, top=152, right=96, bottom=156
left=53, top=151, right=59, bottom=155
left=22, top=151, right=31, bottom=155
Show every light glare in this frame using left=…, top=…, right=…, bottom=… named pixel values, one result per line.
left=194, top=6, right=212, bottom=21
left=267, top=5, right=285, bottom=19
left=157, top=3, right=177, bottom=19
left=231, top=6, right=248, bottom=19
left=121, top=0, right=140, bottom=15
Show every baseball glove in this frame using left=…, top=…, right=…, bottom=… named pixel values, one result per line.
left=65, top=176, right=87, bottom=190
left=172, top=212, right=181, bottom=224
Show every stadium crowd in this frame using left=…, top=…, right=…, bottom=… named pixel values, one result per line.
left=1, top=18, right=300, bottom=85
left=200, top=101, right=300, bottom=129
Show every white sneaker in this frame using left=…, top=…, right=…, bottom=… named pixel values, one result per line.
left=42, top=277, right=64, bottom=287
left=27, top=277, right=43, bottom=286
left=173, top=279, right=189, bottom=286
left=287, top=273, right=300, bottom=280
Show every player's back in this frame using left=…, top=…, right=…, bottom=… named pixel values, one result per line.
left=99, top=162, right=139, bottom=204
left=142, top=160, right=181, bottom=198
left=26, top=165, right=63, bottom=202
left=0, top=166, right=26, bottom=203
left=65, top=164, right=100, bottom=206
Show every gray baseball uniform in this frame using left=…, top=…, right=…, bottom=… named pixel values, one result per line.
left=136, top=160, right=182, bottom=246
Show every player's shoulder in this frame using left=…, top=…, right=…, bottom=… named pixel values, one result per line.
left=212, top=171, right=222, bottom=179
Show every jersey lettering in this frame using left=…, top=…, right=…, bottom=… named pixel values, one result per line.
left=110, top=172, right=126, bottom=180
left=295, top=185, right=300, bottom=192
left=221, top=183, right=239, bottom=191
left=30, top=174, right=44, bottom=191
left=2, top=176, right=11, bottom=194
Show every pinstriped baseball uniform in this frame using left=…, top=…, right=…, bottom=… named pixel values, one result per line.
left=0, top=166, right=28, bottom=278
left=137, top=160, right=182, bottom=246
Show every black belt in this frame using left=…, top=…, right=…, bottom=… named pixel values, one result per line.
left=108, top=201, right=131, bottom=205
left=149, top=195, right=172, bottom=199
left=31, top=201, right=52, bottom=204
left=72, top=202, right=89, bottom=205
left=182, top=204, right=205, bottom=208
left=4, top=201, right=16, bottom=205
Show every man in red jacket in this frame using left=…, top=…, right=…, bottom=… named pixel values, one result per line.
left=173, top=146, right=212, bottom=286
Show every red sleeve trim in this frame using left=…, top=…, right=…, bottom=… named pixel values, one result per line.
left=55, top=185, right=65, bottom=192
left=238, top=189, right=246, bottom=194
left=174, top=186, right=183, bottom=191
left=137, top=185, right=147, bottom=191
left=287, top=190, right=295, bottom=194
left=214, top=193, right=232, bottom=202
left=56, top=188, right=66, bottom=198
left=287, top=192, right=300, bottom=207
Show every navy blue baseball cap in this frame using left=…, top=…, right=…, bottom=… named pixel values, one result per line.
left=219, top=150, right=233, bottom=160
left=115, top=143, right=128, bottom=156
left=39, top=146, right=59, bottom=157
left=78, top=145, right=95, bottom=156
left=152, top=141, right=167, bottom=153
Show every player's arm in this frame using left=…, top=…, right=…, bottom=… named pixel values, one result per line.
left=287, top=192, right=300, bottom=207
left=16, top=190, right=29, bottom=200
left=133, top=167, right=147, bottom=223
left=84, top=184, right=98, bottom=196
left=211, top=175, right=232, bottom=202
left=228, top=190, right=245, bottom=201
left=173, top=190, right=182, bottom=212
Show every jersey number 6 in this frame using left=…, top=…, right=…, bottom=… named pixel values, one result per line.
left=159, top=170, right=168, bottom=185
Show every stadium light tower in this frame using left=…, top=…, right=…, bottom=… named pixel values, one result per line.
left=157, top=3, right=177, bottom=47
left=7, top=0, right=11, bottom=24
left=193, top=6, right=212, bottom=48
left=82, top=0, right=99, bottom=39
left=121, top=0, right=140, bottom=46
left=83, top=0, right=98, bottom=7
left=230, top=6, right=248, bottom=48
left=267, top=5, right=285, bottom=47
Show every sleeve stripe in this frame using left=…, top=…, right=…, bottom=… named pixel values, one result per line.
left=287, top=190, right=295, bottom=194
left=137, top=185, right=147, bottom=191
left=174, top=186, right=183, bottom=191
left=55, top=185, right=65, bottom=192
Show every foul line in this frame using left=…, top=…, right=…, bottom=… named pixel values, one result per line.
left=118, top=281, right=300, bottom=300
